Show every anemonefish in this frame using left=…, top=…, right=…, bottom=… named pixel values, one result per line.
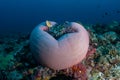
left=46, top=20, right=52, bottom=27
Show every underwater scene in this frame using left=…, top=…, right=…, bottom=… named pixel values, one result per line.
left=0, top=0, right=120, bottom=80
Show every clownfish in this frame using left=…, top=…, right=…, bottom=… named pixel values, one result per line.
left=46, top=20, right=52, bottom=27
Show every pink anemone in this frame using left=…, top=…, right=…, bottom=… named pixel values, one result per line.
left=30, top=21, right=89, bottom=70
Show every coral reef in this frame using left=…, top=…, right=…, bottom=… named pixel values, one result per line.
left=0, top=21, right=120, bottom=80
left=85, top=21, right=120, bottom=80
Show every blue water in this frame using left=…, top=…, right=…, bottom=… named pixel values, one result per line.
left=0, top=0, right=120, bottom=34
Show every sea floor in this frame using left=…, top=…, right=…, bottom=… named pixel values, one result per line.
left=0, top=21, right=120, bottom=80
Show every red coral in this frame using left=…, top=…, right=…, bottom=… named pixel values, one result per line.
left=72, top=63, right=87, bottom=80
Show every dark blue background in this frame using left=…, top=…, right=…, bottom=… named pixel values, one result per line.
left=0, top=0, right=120, bottom=34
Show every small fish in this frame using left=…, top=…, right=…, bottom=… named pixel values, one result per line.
left=46, top=20, right=52, bottom=27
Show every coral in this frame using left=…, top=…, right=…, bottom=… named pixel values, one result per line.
left=72, top=63, right=87, bottom=80
left=110, top=65, right=120, bottom=78
left=116, top=41, right=120, bottom=54
left=92, top=23, right=108, bottom=34
left=90, top=72, right=105, bottom=80
left=103, top=31, right=117, bottom=42
left=97, top=35, right=110, bottom=45
left=0, top=21, right=120, bottom=80
left=108, top=21, right=119, bottom=30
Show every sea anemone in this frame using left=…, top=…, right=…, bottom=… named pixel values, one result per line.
left=30, top=21, right=89, bottom=70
